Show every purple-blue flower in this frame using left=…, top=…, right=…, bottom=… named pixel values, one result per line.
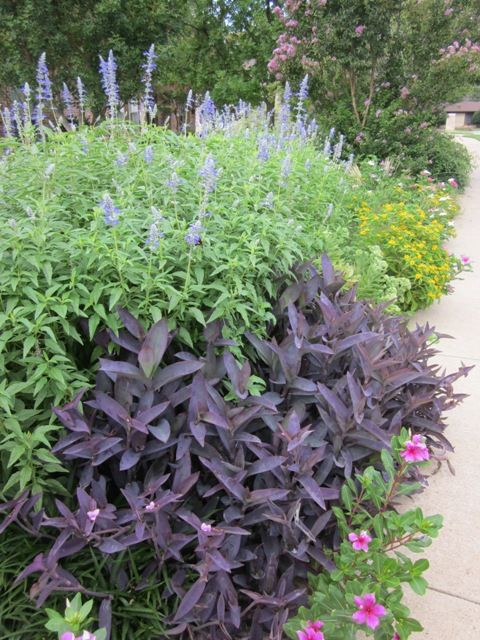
left=144, top=145, right=153, bottom=164
left=199, top=92, right=216, bottom=125
left=142, top=44, right=157, bottom=116
left=199, top=154, right=219, bottom=192
left=185, top=220, right=204, bottom=246
left=76, top=76, right=86, bottom=113
left=99, top=50, right=120, bottom=115
left=280, top=154, right=292, bottom=184
left=257, top=136, right=270, bottom=161
left=61, top=82, right=74, bottom=122
left=146, top=222, right=164, bottom=248
left=297, top=74, right=309, bottom=104
left=22, top=82, right=31, bottom=100
left=166, top=171, right=183, bottom=192
left=36, top=52, right=52, bottom=103
left=100, top=193, right=120, bottom=226
left=115, top=152, right=128, bottom=167
left=2, top=107, right=13, bottom=137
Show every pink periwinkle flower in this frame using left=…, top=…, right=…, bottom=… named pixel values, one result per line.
left=448, top=177, right=458, bottom=188
left=461, top=255, right=471, bottom=265
left=401, top=434, right=429, bottom=463
left=352, top=593, right=387, bottom=630
left=348, top=530, right=372, bottom=552
left=297, top=620, right=325, bottom=640
left=355, top=25, right=365, bottom=36
left=86, top=508, right=100, bottom=523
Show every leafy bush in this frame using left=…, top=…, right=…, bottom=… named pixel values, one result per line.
left=471, top=110, right=480, bottom=126
left=285, top=430, right=443, bottom=640
left=354, top=185, right=460, bottom=310
left=1, top=107, right=456, bottom=499
left=0, top=258, right=468, bottom=639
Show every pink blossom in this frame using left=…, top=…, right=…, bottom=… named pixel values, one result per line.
left=352, top=593, right=387, bottom=630
left=404, top=127, right=412, bottom=134
left=364, top=98, right=371, bottom=107
left=400, top=86, right=410, bottom=99
left=355, top=132, right=365, bottom=143
left=461, top=255, right=471, bottom=265
left=348, top=530, right=372, bottom=552
left=87, top=508, right=100, bottom=522
left=275, top=73, right=283, bottom=81
left=273, top=6, right=282, bottom=15
left=61, top=634, right=76, bottom=640
left=444, top=7, right=454, bottom=15
left=393, top=633, right=401, bottom=640
left=297, top=620, right=325, bottom=640
left=420, top=121, right=429, bottom=129
left=400, top=434, right=429, bottom=463
left=448, top=177, right=458, bottom=188
left=355, top=25, right=366, bottom=36
left=318, top=0, right=327, bottom=5
left=286, top=19, right=299, bottom=28
left=201, top=522, right=213, bottom=533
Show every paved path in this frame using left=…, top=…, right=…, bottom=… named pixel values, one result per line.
left=405, top=137, right=480, bottom=637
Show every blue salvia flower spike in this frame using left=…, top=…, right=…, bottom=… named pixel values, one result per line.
left=142, top=44, right=157, bottom=118
left=99, top=50, right=120, bottom=117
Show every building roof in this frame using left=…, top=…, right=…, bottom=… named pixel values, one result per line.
left=444, top=101, right=480, bottom=113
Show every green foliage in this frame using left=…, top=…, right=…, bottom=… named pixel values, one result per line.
left=0, top=117, right=465, bottom=499
left=284, top=430, right=443, bottom=640
left=0, top=1, right=280, bottom=109
left=471, top=110, right=480, bottom=126
left=45, top=594, right=106, bottom=640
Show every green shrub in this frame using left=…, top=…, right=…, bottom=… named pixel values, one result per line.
left=472, top=110, right=480, bottom=126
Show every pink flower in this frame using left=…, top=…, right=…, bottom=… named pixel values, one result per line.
left=145, top=501, right=156, bottom=512
left=355, top=25, right=365, bottom=35
left=286, top=19, right=299, bottom=28
left=355, top=132, right=365, bottom=143
left=348, top=530, right=372, bottom=552
left=375, top=109, right=382, bottom=118
left=86, top=508, right=100, bottom=523
left=61, top=634, right=76, bottom=640
left=448, top=177, right=458, bottom=188
left=201, top=522, right=213, bottom=534
left=444, top=7, right=454, bottom=15
left=400, top=434, right=429, bottom=463
left=393, top=633, right=401, bottom=640
left=297, top=620, right=325, bottom=640
left=400, top=86, right=410, bottom=99
left=364, top=98, right=371, bottom=107
left=461, top=255, right=471, bottom=265
left=352, top=593, right=387, bottom=630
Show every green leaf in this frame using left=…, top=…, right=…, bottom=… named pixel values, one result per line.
left=409, top=576, right=428, bottom=595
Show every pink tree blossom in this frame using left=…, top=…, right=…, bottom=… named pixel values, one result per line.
left=352, top=593, right=387, bottom=629
left=355, top=25, right=365, bottom=35
left=448, top=177, right=458, bottom=187
left=348, top=530, right=372, bottom=552
left=400, top=434, right=429, bottom=463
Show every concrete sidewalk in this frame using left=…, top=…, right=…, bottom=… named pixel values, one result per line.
left=405, top=137, right=480, bottom=637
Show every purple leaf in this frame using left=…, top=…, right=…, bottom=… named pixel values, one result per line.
left=138, top=319, right=169, bottom=378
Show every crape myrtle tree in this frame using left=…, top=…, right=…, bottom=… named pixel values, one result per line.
left=0, top=0, right=282, bottom=110
left=268, top=0, right=480, bottom=149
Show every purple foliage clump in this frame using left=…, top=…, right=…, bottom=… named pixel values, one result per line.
left=0, top=257, right=469, bottom=639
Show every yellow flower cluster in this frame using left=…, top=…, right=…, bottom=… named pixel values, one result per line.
left=356, top=186, right=458, bottom=309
